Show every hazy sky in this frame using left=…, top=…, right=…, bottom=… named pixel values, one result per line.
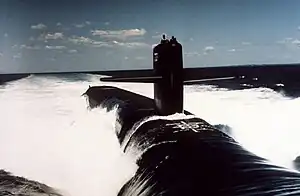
left=2, top=0, right=300, bottom=73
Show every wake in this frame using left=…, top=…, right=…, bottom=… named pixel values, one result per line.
left=0, top=75, right=136, bottom=196
left=1, top=75, right=300, bottom=195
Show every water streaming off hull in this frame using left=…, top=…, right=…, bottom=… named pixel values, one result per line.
left=0, top=75, right=137, bottom=196
left=0, top=74, right=300, bottom=195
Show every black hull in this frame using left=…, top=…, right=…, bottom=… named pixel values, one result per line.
left=84, top=86, right=300, bottom=195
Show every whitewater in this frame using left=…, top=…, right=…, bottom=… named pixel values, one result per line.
left=0, top=74, right=300, bottom=196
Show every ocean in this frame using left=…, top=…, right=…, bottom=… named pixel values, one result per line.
left=0, top=73, right=300, bottom=196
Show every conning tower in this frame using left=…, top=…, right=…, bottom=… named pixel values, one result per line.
left=153, top=35, right=184, bottom=115
left=99, top=35, right=233, bottom=116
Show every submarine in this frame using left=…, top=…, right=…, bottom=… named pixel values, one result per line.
left=83, top=35, right=300, bottom=195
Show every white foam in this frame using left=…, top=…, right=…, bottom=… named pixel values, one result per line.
left=1, top=76, right=300, bottom=196
left=0, top=76, right=137, bottom=196
left=184, top=85, right=300, bottom=169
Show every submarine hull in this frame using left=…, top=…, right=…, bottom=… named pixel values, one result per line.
left=84, top=86, right=300, bottom=195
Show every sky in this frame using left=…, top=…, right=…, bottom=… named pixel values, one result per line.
left=2, top=0, right=300, bottom=73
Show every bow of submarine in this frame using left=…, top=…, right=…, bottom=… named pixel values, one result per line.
left=84, top=85, right=300, bottom=196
